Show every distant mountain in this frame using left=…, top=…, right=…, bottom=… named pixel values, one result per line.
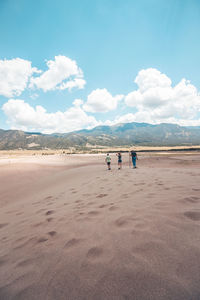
left=64, top=122, right=200, bottom=147
left=0, top=122, right=200, bottom=150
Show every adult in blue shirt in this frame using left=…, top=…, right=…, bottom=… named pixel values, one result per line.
left=130, top=150, right=138, bottom=168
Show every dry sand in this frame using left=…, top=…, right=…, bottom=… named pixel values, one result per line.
left=1, top=153, right=200, bottom=299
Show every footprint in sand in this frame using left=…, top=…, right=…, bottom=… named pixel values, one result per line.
left=86, top=247, right=103, bottom=259
left=65, top=238, right=82, bottom=249
left=88, top=210, right=100, bottom=216
left=99, top=204, right=107, bottom=208
left=96, top=194, right=108, bottom=198
left=37, top=237, right=48, bottom=243
left=48, top=231, right=57, bottom=237
left=46, top=217, right=54, bottom=222
left=75, top=200, right=82, bottom=204
left=0, top=255, right=8, bottom=266
left=193, top=188, right=200, bottom=192
left=0, top=223, right=9, bottom=229
left=78, top=212, right=84, bottom=215
left=109, top=206, right=118, bottom=211
left=184, top=211, right=200, bottom=221
left=182, top=197, right=200, bottom=204
left=16, top=212, right=23, bottom=216
left=44, top=196, right=53, bottom=200
left=45, top=210, right=54, bottom=216
left=114, top=216, right=133, bottom=228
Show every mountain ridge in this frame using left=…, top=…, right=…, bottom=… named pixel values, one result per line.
left=0, top=122, right=200, bottom=150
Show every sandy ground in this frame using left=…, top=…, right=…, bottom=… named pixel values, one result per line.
left=1, top=153, right=200, bottom=300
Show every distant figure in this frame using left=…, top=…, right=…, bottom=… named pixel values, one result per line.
left=105, top=153, right=111, bottom=170
left=116, top=152, right=122, bottom=169
left=130, top=150, right=138, bottom=168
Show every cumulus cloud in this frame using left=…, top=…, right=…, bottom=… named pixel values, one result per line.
left=0, top=58, right=40, bottom=98
left=2, top=64, right=200, bottom=133
left=29, top=55, right=86, bottom=92
left=83, top=88, right=123, bottom=112
left=135, top=68, right=171, bottom=92
left=2, top=99, right=98, bottom=133
left=125, top=68, right=200, bottom=125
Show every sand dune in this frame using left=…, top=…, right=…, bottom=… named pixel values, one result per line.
left=1, top=153, right=200, bottom=299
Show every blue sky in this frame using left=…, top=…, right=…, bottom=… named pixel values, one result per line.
left=0, top=0, right=200, bottom=133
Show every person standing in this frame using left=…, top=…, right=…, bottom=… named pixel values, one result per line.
left=116, top=152, right=122, bottom=169
left=105, top=153, right=111, bottom=170
left=130, top=150, right=138, bottom=168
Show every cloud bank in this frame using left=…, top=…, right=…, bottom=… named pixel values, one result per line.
left=1, top=61, right=200, bottom=132
left=2, top=99, right=98, bottom=133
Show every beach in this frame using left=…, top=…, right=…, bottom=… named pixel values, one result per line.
left=1, top=153, right=200, bottom=299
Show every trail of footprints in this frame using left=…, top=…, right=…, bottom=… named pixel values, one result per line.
left=9, top=189, right=117, bottom=248
left=64, top=237, right=103, bottom=261
left=180, top=195, right=200, bottom=222
left=3, top=181, right=200, bottom=253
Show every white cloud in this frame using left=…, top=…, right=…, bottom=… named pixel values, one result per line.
left=2, top=64, right=200, bottom=133
left=2, top=99, right=99, bottom=133
left=29, top=55, right=86, bottom=92
left=73, top=99, right=84, bottom=107
left=0, top=58, right=40, bottom=98
left=104, top=111, right=155, bottom=126
left=125, top=68, right=200, bottom=125
left=83, top=88, right=123, bottom=112
left=135, top=68, right=171, bottom=92
left=59, top=78, right=86, bottom=91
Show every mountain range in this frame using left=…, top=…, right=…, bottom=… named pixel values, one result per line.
left=0, top=122, right=200, bottom=150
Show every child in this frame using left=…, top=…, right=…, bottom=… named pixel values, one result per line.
left=116, top=152, right=122, bottom=169
left=105, top=153, right=111, bottom=170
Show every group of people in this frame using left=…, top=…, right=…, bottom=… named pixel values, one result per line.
left=105, top=150, right=138, bottom=170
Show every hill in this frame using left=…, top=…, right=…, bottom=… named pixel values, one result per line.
left=0, top=122, right=200, bottom=150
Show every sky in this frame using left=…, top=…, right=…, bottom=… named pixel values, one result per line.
left=0, top=0, right=200, bottom=133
